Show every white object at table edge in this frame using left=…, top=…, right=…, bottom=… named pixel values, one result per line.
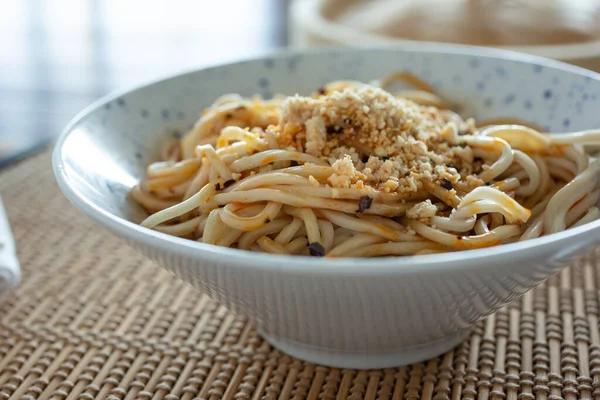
left=0, top=194, right=21, bottom=295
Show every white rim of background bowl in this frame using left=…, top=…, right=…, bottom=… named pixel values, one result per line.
left=294, top=0, right=600, bottom=61
left=53, top=43, right=600, bottom=275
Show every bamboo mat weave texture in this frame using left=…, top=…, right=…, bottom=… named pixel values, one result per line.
left=1, top=150, right=600, bottom=400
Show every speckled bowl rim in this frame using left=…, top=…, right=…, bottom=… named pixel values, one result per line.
left=53, top=42, right=600, bottom=275
left=296, top=0, right=600, bottom=61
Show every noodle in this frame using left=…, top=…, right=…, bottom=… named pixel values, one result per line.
left=131, top=72, right=600, bottom=257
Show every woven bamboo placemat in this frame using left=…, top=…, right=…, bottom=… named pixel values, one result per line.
left=1, top=150, right=600, bottom=400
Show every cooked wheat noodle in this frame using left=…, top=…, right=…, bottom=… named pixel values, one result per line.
left=131, top=72, right=600, bottom=257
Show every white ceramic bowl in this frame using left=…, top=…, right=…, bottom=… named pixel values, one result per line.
left=290, top=0, right=600, bottom=73
left=53, top=44, right=600, bottom=369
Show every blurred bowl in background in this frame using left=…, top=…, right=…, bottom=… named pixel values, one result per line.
left=289, top=0, right=600, bottom=72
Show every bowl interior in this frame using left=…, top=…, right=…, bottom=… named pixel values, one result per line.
left=56, top=45, right=600, bottom=241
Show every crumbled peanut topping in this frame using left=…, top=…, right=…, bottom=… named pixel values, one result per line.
left=277, top=85, right=483, bottom=194
left=407, top=200, right=438, bottom=222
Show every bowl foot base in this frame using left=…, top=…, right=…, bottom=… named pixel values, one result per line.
left=259, top=330, right=469, bottom=369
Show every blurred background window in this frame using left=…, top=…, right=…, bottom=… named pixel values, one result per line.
left=0, top=0, right=289, bottom=167
left=3, top=0, right=600, bottom=167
